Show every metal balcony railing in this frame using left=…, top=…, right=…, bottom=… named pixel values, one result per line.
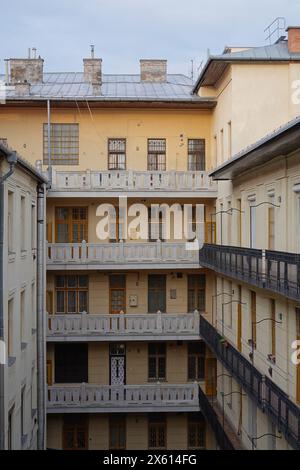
left=200, top=315, right=300, bottom=450
left=199, top=244, right=300, bottom=301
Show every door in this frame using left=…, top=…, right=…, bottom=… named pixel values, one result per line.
left=205, top=357, right=217, bottom=396
left=250, top=203, right=256, bottom=248
left=148, top=274, right=166, bottom=313
left=237, top=285, right=242, bottom=351
left=109, top=416, right=126, bottom=449
left=110, top=344, right=126, bottom=385
left=109, top=275, right=126, bottom=314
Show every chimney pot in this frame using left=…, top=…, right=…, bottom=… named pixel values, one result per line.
left=140, top=59, right=167, bottom=82
left=287, top=26, right=300, bottom=53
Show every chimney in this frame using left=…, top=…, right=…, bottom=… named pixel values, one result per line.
left=287, top=26, right=300, bottom=53
left=83, top=46, right=102, bottom=86
left=14, top=81, right=30, bottom=96
left=9, top=50, right=44, bottom=84
left=140, top=59, right=167, bottom=82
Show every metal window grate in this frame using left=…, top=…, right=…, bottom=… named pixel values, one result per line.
left=108, top=138, right=126, bottom=170
left=148, top=139, right=166, bottom=171
left=43, top=123, right=79, bottom=165
left=188, top=139, right=205, bottom=171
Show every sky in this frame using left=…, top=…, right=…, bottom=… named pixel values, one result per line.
left=0, top=0, right=299, bottom=78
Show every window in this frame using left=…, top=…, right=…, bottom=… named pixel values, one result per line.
left=43, top=123, right=79, bottom=165
left=188, top=414, right=206, bottom=449
left=31, top=203, right=36, bottom=249
left=188, top=342, right=205, bottom=381
left=148, top=415, right=166, bottom=449
left=63, top=415, right=88, bottom=450
left=270, top=299, right=276, bottom=356
left=7, top=190, right=14, bottom=253
left=109, top=275, right=126, bottom=314
left=55, top=207, right=88, bottom=243
left=249, top=199, right=256, bottom=248
left=148, top=275, right=166, bottom=313
left=21, top=386, right=26, bottom=436
left=227, top=121, right=232, bottom=159
left=108, top=139, right=126, bottom=170
left=55, top=275, right=88, bottom=314
left=188, top=139, right=205, bottom=171
left=8, top=406, right=14, bottom=450
left=55, top=344, right=88, bottom=383
left=20, top=195, right=26, bottom=251
left=227, top=281, right=233, bottom=328
left=20, top=290, right=25, bottom=343
left=31, top=283, right=36, bottom=331
left=251, top=291, right=257, bottom=348
left=188, top=274, right=205, bottom=312
left=268, top=195, right=275, bottom=250
left=220, top=129, right=224, bottom=162
left=147, top=139, right=166, bottom=171
left=213, top=135, right=217, bottom=168
left=148, top=343, right=166, bottom=381
left=109, top=416, right=126, bottom=450
left=8, top=299, right=13, bottom=357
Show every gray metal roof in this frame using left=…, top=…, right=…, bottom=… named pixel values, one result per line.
left=193, top=40, right=300, bottom=91
left=0, top=72, right=212, bottom=102
left=209, top=115, right=300, bottom=180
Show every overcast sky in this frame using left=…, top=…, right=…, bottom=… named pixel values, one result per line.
left=0, top=0, right=299, bottom=78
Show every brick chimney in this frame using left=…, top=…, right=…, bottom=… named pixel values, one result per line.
left=287, top=27, right=300, bottom=53
left=9, top=50, right=44, bottom=84
left=140, top=59, right=167, bottom=82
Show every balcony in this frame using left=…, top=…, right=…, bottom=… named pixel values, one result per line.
left=200, top=315, right=300, bottom=450
left=199, top=244, right=300, bottom=301
left=47, top=311, right=200, bottom=342
left=47, top=241, right=199, bottom=270
left=47, top=169, right=217, bottom=198
left=47, top=383, right=200, bottom=413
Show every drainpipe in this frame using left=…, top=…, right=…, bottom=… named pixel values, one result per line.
left=0, top=151, right=17, bottom=450
left=37, top=183, right=46, bottom=449
left=47, top=100, right=52, bottom=185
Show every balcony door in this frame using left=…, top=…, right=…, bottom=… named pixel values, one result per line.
left=63, top=415, right=88, bottom=450
left=205, top=357, right=217, bottom=396
left=249, top=201, right=256, bottom=248
left=109, top=344, right=126, bottom=385
left=55, top=207, right=88, bottom=243
left=148, top=274, right=166, bottom=313
left=109, top=415, right=126, bottom=449
left=109, top=275, right=126, bottom=314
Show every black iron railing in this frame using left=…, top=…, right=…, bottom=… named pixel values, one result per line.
left=198, top=386, right=235, bottom=450
left=200, top=315, right=300, bottom=450
left=199, top=244, right=300, bottom=301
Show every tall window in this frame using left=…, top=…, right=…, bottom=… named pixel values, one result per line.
left=147, top=139, right=166, bottom=171
left=55, top=344, right=88, bottom=383
left=188, top=342, right=205, bottom=381
left=148, top=343, right=166, bottom=381
left=268, top=195, right=275, bottom=250
left=251, top=291, right=257, bottom=348
left=270, top=299, right=276, bottom=356
left=188, top=139, right=205, bottom=171
left=227, top=121, right=232, bottom=159
left=20, top=290, right=25, bottom=343
left=188, top=274, right=206, bottom=312
left=8, top=406, right=14, bottom=450
left=109, top=416, right=126, bottom=450
left=31, top=203, right=36, bottom=250
left=20, top=195, right=26, bottom=251
left=8, top=299, right=13, bottom=357
left=8, top=190, right=14, bottom=253
left=148, top=275, right=166, bottom=313
left=108, top=139, right=126, bottom=170
left=56, top=275, right=88, bottom=314
left=21, top=386, right=26, bottom=437
left=148, top=415, right=166, bottom=449
left=55, top=207, right=88, bottom=243
left=43, top=123, right=79, bottom=165
left=188, top=414, right=206, bottom=449
left=63, top=415, right=88, bottom=450
left=249, top=199, right=256, bottom=248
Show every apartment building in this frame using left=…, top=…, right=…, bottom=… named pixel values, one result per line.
left=0, top=142, right=47, bottom=450
left=1, top=25, right=300, bottom=451
left=196, top=27, right=300, bottom=450
left=0, top=53, right=218, bottom=449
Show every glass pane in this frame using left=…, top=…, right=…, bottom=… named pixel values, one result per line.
left=67, top=276, right=77, bottom=288
left=56, top=291, right=65, bottom=313
left=78, top=275, right=88, bottom=288
left=56, top=223, right=69, bottom=243
left=56, top=275, right=65, bottom=288
left=67, top=291, right=76, bottom=313
left=79, top=291, right=87, bottom=312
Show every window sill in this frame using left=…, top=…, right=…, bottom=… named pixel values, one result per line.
left=8, top=356, right=16, bottom=367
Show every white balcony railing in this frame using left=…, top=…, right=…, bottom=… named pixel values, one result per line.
left=47, top=311, right=200, bottom=341
left=47, top=241, right=199, bottom=267
left=49, top=168, right=217, bottom=193
left=47, top=383, right=200, bottom=413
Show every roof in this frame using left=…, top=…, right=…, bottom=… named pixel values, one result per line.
left=193, top=40, right=300, bottom=91
left=0, top=72, right=215, bottom=105
left=0, top=142, right=48, bottom=183
left=209, top=115, right=300, bottom=180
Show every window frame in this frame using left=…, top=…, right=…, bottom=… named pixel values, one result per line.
left=55, top=274, right=88, bottom=314
left=108, top=138, right=126, bottom=170
left=148, top=415, right=167, bottom=449
left=148, top=343, right=166, bottom=381
left=43, top=123, right=79, bottom=165
left=147, top=138, right=166, bottom=171
left=187, top=138, right=205, bottom=171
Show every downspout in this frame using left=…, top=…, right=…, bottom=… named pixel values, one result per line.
left=37, top=183, right=46, bottom=449
left=0, top=152, right=17, bottom=450
left=47, top=100, right=52, bottom=185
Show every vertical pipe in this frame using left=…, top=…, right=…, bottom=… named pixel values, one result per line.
left=0, top=181, right=5, bottom=450
left=47, top=100, right=52, bottom=185
left=37, top=183, right=46, bottom=449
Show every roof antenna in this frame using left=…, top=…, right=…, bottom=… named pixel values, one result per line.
left=264, top=17, right=286, bottom=44
left=90, top=45, right=95, bottom=59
